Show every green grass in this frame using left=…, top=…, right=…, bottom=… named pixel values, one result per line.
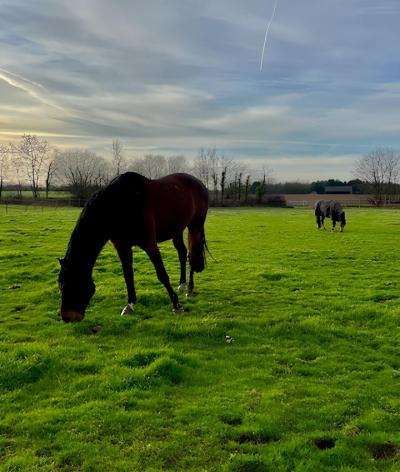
left=0, top=206, right=399, bottom=471
left=1, top=190, right=72, bottom=199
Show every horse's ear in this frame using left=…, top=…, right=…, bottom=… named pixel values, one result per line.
left=57, top=257, right=64, bottom=266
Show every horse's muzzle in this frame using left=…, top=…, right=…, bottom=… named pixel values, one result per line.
left=61, top=309, right=85, bottom=322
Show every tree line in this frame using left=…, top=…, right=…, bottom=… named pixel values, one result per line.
left=0, top=136, right=272, bottom=204
left=1, top=135, right=400, bottom=206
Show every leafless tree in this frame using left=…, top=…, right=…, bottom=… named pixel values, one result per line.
left=13, top=134, right=49, bottom=198
left=354, top=148, right=400, bottom=205
left=0, top=144, right=10, bottom=200
left=141, top=154, right=167, bottom=179
left=111, top=139, right=125, bottom=177
left=193, top=147, right=219, bottom=189
left=193, top=148, right=246, bottom=203
left=220, top=166, right=227, bottom=203
left=166, top=155, right=188, bottom=174
left=11, top=148, right=24, bottom=198
left=45, top=152, right=58, bottom=198
left=244, top=175, right=251, bottom=203
left=237, top=172, right=243, bottom=202
left=55, top=149, right=111, bottom=201
left=255, top=165, right=274, bottom=203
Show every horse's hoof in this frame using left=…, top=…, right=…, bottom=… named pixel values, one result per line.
left=178, top=283, right=187, bottom=293
left=121, top=303, right=135, bottom=316
left=173, top=304, right=184, bottom=314
left=186, top=290, right=196, bottom=298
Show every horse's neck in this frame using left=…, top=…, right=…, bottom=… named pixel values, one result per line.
left=65, top=216, right=109, bottom=275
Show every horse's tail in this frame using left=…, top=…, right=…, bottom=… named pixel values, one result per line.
left=189, top=226, right=207, bottom=273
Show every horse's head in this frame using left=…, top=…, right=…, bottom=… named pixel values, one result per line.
left=340, top=212, right=346, bottom=231
left=58, top=258, right=95, bottom=322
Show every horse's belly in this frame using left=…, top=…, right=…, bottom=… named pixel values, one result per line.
left=155, top=223, right=187, bottom=243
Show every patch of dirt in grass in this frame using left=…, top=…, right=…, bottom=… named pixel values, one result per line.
left=219, top=413, right=243, bottom=426
left=313, top=438, right=335, bottom=450
left=370, top=294, right=398, bottom=303
left=121, top=351, right=161, bottom=368
left=228, top=457, right=268, bottom=472
left=11, top=306, right=25, bottom=313
left=369, top=442, right=400, bottom=460
left=261, top=272, right=286, bottom=281
left=235, top=430, right=275, bottom=445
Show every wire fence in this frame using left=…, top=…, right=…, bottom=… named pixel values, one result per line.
left=0, top=194, right=398, bottom=213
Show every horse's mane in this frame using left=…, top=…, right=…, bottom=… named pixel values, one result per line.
left=66, top=173, right=147, bottom=262
left=80, top=172, right=147, bottom=220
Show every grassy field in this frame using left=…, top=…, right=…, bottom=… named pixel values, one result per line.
left=1, top=191, right=73, bottom=199
left=0, top=205, right=399, bottom=471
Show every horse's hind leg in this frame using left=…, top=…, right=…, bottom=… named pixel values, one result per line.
left=145, top=242, right=183, bottom=313
left=187, top=223, right=206, bottom=297
left=114, top=242, right=137, bottom=315
left=316, top=213, right=322, bottom=229
left=173, top=233, right=187, bottom=293
left=188, top=267, right=195, bottom=297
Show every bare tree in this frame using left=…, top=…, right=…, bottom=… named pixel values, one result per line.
left=354, top=148, right=400, bottom=205
left=244, top=175, right=251, bottom=203
left=141, top=154, right=167, bottom=179
left=220, top=166, right=227, bottom=203
left=125, top=156, right=144, bottom=174
left=11, top=148, right=23, bottom=198
left=0, top=144, right=10, bottom=200
left=193, top=147, right=220, bottom=189
left=238, top=172, right=243, bottom=202
left=55, top=149, right=111, bottom=201
left=14, top=134, right=49, bottom=198
left=111, top=139, right=125, bottom=177
left=256, top=165, right=274, bottom=204
left=45, top=153, right=58, bottom=198
left=166, top=155, right=188, bottom=174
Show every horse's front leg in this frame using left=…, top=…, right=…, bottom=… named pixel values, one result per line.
left=332, top=219, right=337, bottom=231
left=114, top=242, right=137, bottom=315
left=145, top=242, right=183, bottom=313
left=173, top=233, right=187, bottom=294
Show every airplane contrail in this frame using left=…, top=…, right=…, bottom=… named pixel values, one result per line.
left=0, top=68, right=65, bottom=111
left=260, top=0, right=280, bottom=72
left=0, top=67, right=44, bottom=89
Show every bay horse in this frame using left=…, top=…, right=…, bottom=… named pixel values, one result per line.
left=58, top=172, right=209, bottom=322
left=314, top=200, right=346, bottom=232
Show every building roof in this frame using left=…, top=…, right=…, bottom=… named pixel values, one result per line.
left=324, top=186, right=353, bottom=194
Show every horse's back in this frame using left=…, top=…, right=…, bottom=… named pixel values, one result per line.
left=315, top=200, right=335, bottom=217
left=331, top=200, right=343, bottom=214
left=148, top=174, right=208, bottom=236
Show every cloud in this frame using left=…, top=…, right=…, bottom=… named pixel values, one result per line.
left=0, top=0, right=399, bottom=180
left=0, top=67, right=65, bottom=111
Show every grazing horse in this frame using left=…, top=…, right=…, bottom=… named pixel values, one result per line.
left=314, top=200, right=346, bottom=232
left=58, top=172, right=209, bottom=322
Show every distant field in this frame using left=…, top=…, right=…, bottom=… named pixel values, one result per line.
left=0, top=206, right=399, bottom=471
left=1, top=190, right=73, bottom=199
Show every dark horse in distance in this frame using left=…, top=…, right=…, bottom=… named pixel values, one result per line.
left=58, top=172, right=209, bottom=322
left=314, top=200, right=346, bottom=232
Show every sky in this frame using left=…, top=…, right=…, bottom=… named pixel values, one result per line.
left=1, top=0, right=400, bottom=181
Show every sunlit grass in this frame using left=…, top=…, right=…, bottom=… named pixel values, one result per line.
left=0, top=206, right=399, bottom=471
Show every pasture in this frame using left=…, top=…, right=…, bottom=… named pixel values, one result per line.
left=0, top=206, right=399, bottom=471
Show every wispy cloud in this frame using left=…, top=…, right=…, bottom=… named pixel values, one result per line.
left=0, top=67, right=65, bottom=111
left=0, top=0, right=399, bottom=179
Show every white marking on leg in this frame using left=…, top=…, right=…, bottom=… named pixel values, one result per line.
left=178, top=283, right=187, bottom=293
left=121, top=302, right=135, bottom=316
